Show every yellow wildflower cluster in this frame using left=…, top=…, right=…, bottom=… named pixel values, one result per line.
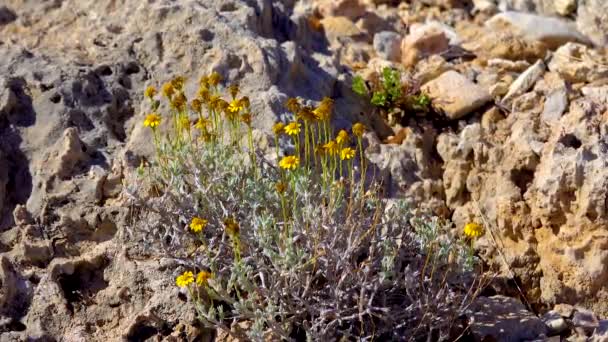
left=142, top=74, right=256, bottom=156
left=189, top=217, right=208, bottom=233
left=176, top=270, right=213, bottom=288
left=279, top=155, right=300, bottom=171
left=143, top=113, right=161, bottom=128
left=464, top=222, right=484, bottom=238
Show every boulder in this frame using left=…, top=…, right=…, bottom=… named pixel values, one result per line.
left=486, top=11, right=591, bottom=48
left=466, top=295, right=548, bottom=341
left=422, top=71, right=492, bottom=120
left=373, top=31, right=402, bottom=62
left=548, top=43, right=608, bottom=83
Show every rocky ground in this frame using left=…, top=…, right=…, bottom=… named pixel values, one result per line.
left=1, top=0, right=608, bottom=341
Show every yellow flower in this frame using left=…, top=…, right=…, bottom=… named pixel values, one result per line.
left=144, top=113, right=161, bottom=128
left=191, top=99, right=202, bottom=113
left=197, top=86, right=210, bottom=102
left=279, top=155, right=300, bottom=170
left=241, top=113, right=252, bottom=126
left=314, top=144, right=326, bottom=156
left=313, top=97, right=333, bottom=121
left=272, top=122, right=285, bottom=136
left=340, top=147, right=355, bottom=161
left=224, top=217, right=240, bottom=237
left=336, top=130, right=349, bottom=145
left=171, top=76, right=186, bottom=91
left=229, top=84, right=240, bottom=98
left=176, top=271, right=194, bottom=288
left=323, top=140, right=339, bottom=155
left=171, top=92, right=187, bottom=112
left=162, top=81, right=175, bottom=98
left=464, top=222, right=484, bottom=238
left=275, top=181, right=287, bottom=195
left=144, top=85, right=157, bottom=99
left=297, top=106, right=316, bottom=122
left=194, top=118, right=210, bottom=131
left=285, top=97, right=301, bottom=113
left=189, top=217, right=208, bottom=233
left=240, top=96, right=250, bottom=109
left=208, top=72, right=221, bottom=86
left=352, top=122, right=366, bottom=137
left=284, top=122, right=301, bottom=136
left=196, top=271, right=213, bottom=286
left=179, top=115, right=190, bottom=131
left=199, top=75, right=209, bottom=87
left=228, top=99, right=244, bottom=114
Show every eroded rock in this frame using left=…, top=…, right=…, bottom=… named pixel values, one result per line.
left=422, top=70, right=493, bottom=120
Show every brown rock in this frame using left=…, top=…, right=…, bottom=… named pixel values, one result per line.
left=422, top=71, right=492, bottom=120
left=548, top=42, right=608, bottom=83
left=316, top=0, right=367, bottom=20
left=320, top=16, right=366, bottom=43
left=401, top=23, right=449, bottom=68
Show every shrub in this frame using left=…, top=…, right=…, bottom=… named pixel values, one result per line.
left=352, top=67, right=431, bottom=126
left=126, top=74, right=484, bottom=341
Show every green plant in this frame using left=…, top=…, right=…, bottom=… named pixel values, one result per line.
left=126, top=74, right=484, bottom=341
left=352, top=67, right=431, bottom=123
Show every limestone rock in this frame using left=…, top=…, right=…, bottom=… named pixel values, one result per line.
left=486, top=11, right=591, bottom=48
left=401, top=23, right=449, bottom=67
left=422, top=71, right=492, bottom=120
left=555, top=0, right=577, bottom=15
left=502, top=59, right=546, bottom=103
left=576, top=0, right=608, bottom=46
left=542, top=310, right=569, bottom=335
left=548, top=43, right=608, bottom=83
left=466, top=295, right=548, bottom=341
left=460, top=27, right=548, bottom=63
left=542, top=87, right=568, bottom=124
left=373, top=31, right=402, bottom=62
left=573, top=308, right=600, bottom=335
left=316, top=0, right=367, bottom=20
left=320, top=16, right=366, bottom=43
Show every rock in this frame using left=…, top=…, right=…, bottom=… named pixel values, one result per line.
left=0, top=256, right=17, bottom=313
left=592, top=321, right=608, bottom=342
left=0, top=79, right=18, bottom=117
left=316, top=0, right=367, bottom=20
left=548, top=43, right=608, bottom=83
left=373, top=31, right=402, bottom=62
left=541, top=87, right=568, bottom=124
left=0, top=153, right=6, bottom=217
left=415, top=55, right=451, bottom=85
left=466, top=295, right=548, bottom=341
left=486, top=11, right=591, bottom=49
left=365, top=128, right=446, bottom=215
left=573, top=309, right=600, bottom=335
left=473, top=0, right=499, bottom=13
left=460, top=27, right=548, bottom=63
left=401, top=23, right=450, bottom=68
left=422, top=71, right=493, bottom=120
left=488, top=58, right=531, bottom=72
left=320, top=16, right=366, bottom=43
left=581, top=85, right=608, bottom=106
left=555, top=0, right=576, bottom=15
left=0, top=6, right=17, bottom=26
left=554, top=303, right=576, bottom=318
left=47, top=128, right=90, bottom=180
left=502, top=59, right=546, bottom=103
left=542, top=310, right=569, bottom=335
left=576, top=0, right=608, bottom=46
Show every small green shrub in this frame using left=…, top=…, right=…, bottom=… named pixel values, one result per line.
left=352, top=67, right=431, bottom=125
left=126, top=74, right=484, bottom=341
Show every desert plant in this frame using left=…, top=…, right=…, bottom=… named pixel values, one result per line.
left=352, top=67, right=431, bottom=125
left=125, top=74, right=485, bottom=341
